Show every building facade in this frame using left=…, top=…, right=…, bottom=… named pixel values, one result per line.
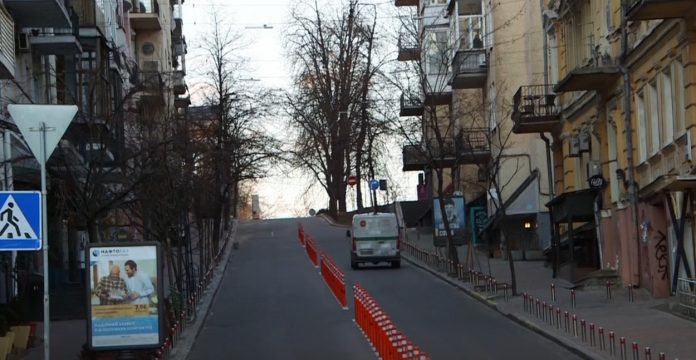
left=540, top=0, right=695, bottom=296
left=397, top=0, right=553, bottom=255
left=0, top=0, right=188, bottom=300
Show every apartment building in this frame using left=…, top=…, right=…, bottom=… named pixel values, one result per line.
left=541, top=0, right=695, bottom=296
left=398, top=0, right=552, bottom=254
left=0, top=0, right=187, bottom=299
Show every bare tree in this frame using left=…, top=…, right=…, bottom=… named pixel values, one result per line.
left=285, top=0, right=391, bottom=215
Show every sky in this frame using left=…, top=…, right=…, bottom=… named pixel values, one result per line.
left=182, top=0, right=418, bottom=218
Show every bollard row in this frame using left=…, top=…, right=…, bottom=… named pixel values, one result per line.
left=522, top=289, right=665, bottom=360
left=155, top=236, right=229, bottom=360
left=353, top=284, right=431, bottom=360
left=320, top=252, right=348, bottom=309
left=401, top=240, right=509, bottom=301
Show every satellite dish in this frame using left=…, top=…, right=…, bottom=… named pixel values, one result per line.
left=309, top=208, right=316, bottom=216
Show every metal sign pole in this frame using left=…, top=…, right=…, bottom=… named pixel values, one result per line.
left=40, top=122, right=50, bottom=360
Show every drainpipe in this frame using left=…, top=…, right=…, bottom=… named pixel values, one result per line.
left=540, top=0, right=557, bottom=277
left=620, top=0, right=640, bottom=284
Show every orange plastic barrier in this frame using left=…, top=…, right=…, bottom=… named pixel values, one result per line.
left=353, top=284, right=431, bottom=360
left=305, top=236, right=318, bottom=267
left=320, top=252, right=347, bottom=309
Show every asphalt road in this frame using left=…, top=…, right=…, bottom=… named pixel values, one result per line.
left=188, top=217, right=583, bottom=360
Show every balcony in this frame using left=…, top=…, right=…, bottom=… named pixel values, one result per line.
left=402, top=131, right=491, bottom=170
left=395, top=0, right=418, bottom=6
left=173, top=4, right=183, bottom=39
left=130, top=0, right=161, bottom=30
left=137, top=61, right=165, bottom=105
left=626, top=0, right=695, bottom=21
left=512, top=85, right=561, bottom=134
left=4, top=0, right=72, bottom=28
left=73, top=0, right=106, bottom=35
left=448, top=0, right=483, bottom=15
left=424, top=89, right=452, bottom=106
left=30, top=29, right=82, bottom=55
left=0, top=10, right=15, bottom=79
left=553, top=64, right=621, bottom=93
left=399, top=93, right=423, bottom=117
left=402, top=144, right=427, bottom=171
left=173, top=70, right=186, bottom=95
left=397, top=33, right=419, bottom=61
left=449, top=129, right=490, bottom=164
left=451, top=49, right=487, bottom=89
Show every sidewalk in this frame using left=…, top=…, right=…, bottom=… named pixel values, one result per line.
left=404, top=227, right=696, bottom=360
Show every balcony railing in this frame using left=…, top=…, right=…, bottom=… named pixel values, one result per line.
left=402, top=144, right=427, bottom=171
left=451, top=49, right=487, bottom=89
left=626, top=0, right=694, bottom=21
left=512, top=85, right=561, bottom=134
left=397, top=32, right=419, bottom=61
left=399, top=93, right=423, bottom=117
left=395, top=0, right=418, bottom=6
left=173, top=70, right=186, bottom=95
left=73, top=0, right=106, bottom=34
left=402, top=130, right=491, bottom=170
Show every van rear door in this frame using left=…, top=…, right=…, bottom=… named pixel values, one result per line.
left=353, top=215, right=399, bottom=258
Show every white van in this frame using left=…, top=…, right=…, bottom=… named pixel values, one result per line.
left=347, top=212, right=401, bottom=269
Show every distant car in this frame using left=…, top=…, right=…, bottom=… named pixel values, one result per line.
left=347, top=212, right=400, bottom=269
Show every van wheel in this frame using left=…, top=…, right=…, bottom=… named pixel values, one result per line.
left=391, top=261, right=401, bottom=269
left=351, top=261, right=358, bottom=270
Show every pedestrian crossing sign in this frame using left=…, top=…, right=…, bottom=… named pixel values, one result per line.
left=0, top=191, right=41, bottom=250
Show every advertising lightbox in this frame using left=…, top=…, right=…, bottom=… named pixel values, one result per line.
left=86, top=242, right=163, bottom=350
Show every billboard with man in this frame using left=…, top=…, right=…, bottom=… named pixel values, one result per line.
left=86, top=242, right=162, bottom=350
left=433, top=196, right=466, bottom=246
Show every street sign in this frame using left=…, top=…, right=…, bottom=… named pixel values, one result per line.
left=347, top=175, right=357, bottom=187
left=369, top=179, right=379, bottom=191
left=0, top=192, right=41, bottom=250
left=9, top=104, right=77, bottom=360
left=8, top=105, right=77, bottom=164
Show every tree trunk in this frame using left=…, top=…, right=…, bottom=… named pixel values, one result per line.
left=501, top=226, right=518, bottom=295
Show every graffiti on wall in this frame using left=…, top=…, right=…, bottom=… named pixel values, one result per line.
left=654, top=230, right=668, bottom=281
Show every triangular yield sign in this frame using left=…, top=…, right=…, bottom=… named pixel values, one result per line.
left=8, top=104, right=78, bottom=165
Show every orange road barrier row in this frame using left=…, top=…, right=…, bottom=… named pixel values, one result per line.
left=353, top=284, right=431, bottom=360
left=320, top=252, right=348, bottom=309
left=297, top=222, right=306, bottom=246
left=305, top=236, right=319, bottom=267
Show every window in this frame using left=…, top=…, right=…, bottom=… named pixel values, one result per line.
left=648, top=81, right=660, bottom=155
left=661, top=69, right=674, bottom=144
left=636, top=91, right=647, bottom=162
left=673, top=59, right=686, bottom=136
left=426, top=29, right=448, bottom=75
left=604, top=0, right=613, bottom=34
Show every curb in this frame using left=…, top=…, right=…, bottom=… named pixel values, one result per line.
left=402, top=255, right=601, bottom=360
left=170, top=222, right=239, bottom=360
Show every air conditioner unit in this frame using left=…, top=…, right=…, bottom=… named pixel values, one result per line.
left=569, top=136, right=580, bottom=157
left=587, top=160, right=601, bottom=177
left=579, top=132, right=591, bottom=152
left=17, top=33, right=30, bottom=52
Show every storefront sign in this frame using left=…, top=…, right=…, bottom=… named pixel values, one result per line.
left=588, top=175, right=606, bottom=190
left=86, top=242, right=162, bottom=350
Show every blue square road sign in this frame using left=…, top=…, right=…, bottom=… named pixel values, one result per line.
left=0, top=191, right=42, bottom=250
